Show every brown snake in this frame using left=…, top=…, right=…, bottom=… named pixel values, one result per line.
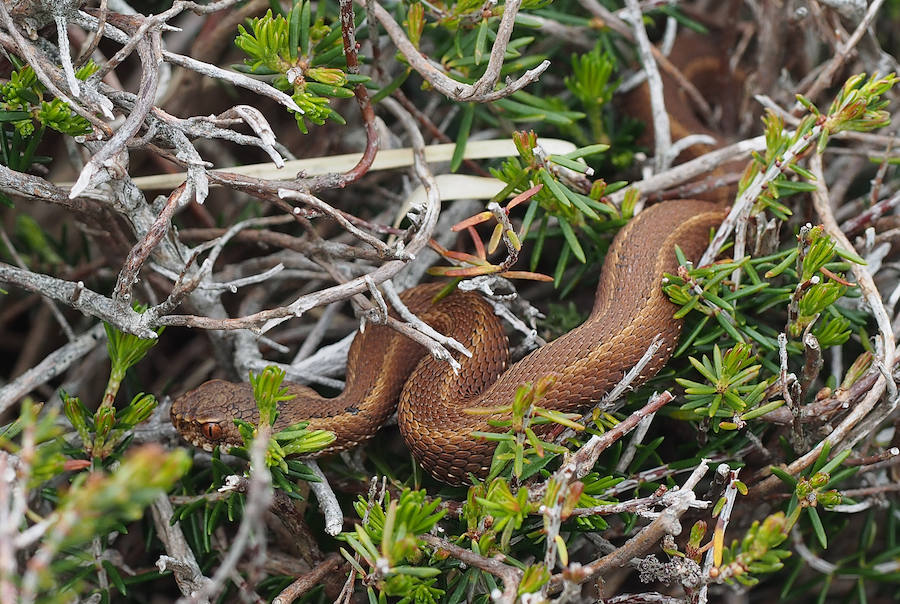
left=171, top=200, right=726, bottom=485
left=171, top=33, right=738, bottom=485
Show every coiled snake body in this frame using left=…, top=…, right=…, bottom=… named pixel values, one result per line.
left=171, top=31, right=741, bottom=484
left=171, top=200, right=725, bottom=485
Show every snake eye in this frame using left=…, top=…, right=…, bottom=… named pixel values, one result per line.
left=201, top=422, right=223, bottom=441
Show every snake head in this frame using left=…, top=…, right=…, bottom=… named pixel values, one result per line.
left=170, top=380, right=259, bottom=451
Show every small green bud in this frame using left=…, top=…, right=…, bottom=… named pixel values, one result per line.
left=689, top=520, right=707, bottom=547
left=759, top=512, right=788, bottom=546
left=249, top=366, right=292, bottom=426
left=94, top=405, right=116, bottom=440
left=818, top=489, right=843, bottom=507
left=795, top=478, right=813, bottom=500
left=308, top=18, right=330, bottom=42
left=518, top=564, right=549, bottom=595
left=306, top=67, right=346, bottom=86
left=534, top=375, right=556, bottom=398
left=809, top=471, right=830, bottom=489
left=512, top=383, right=534, bottom=415
left=63, top=392, right=92, bottom=446
left=512, top=131, right=538, bottom=164
left=406, top=3, right=424, bottom=48
left=117, top=393, right=157, bottom=428
left=280, top=429, right=336, bottom=455
left=562, top=481, right=583, bottom=518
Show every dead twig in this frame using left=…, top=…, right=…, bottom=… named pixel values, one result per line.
left=368, top=0, right=549, bottom=103
left=420, top=534, right=523, bottom=604
left=272, top=553, right=344, bottom=604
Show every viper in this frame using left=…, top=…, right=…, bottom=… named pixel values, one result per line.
left=170, top=34, right=740, bottom=486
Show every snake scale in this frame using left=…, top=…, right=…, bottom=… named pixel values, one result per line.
left=171, top=33, right=736, bottom=485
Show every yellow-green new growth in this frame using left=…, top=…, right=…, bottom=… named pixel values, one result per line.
left=227, top=366, right=335, bottom=497
left=233, top=1, right=363, bottom=133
